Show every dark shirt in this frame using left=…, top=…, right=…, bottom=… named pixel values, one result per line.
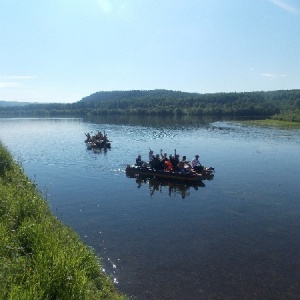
left=171, top=156, right=179, bottom=170
left=136, top=157, right=143, bottom=166
left=150, top=156, right=163, bottom=170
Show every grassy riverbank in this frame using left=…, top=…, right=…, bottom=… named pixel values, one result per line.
left=241, top=119, right=300, bottom=129
left=0, top=144, right=126, bottom=299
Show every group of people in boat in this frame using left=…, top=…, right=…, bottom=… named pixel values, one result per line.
left=85, top=131, right=109, bottom=143
left=135, top=149, right=212, bottom=174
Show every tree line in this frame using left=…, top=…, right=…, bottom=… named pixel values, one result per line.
left=1, top=89, right=300, bottom=121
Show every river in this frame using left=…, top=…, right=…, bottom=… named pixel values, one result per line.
left=0, top=116, right=299, bottom=299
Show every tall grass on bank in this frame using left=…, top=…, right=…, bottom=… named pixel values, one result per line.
left=0, top=143, right=126, bottom=299
left=271, top=110, right=300, bottom=123
left=241, top=119, right=300, bottom=129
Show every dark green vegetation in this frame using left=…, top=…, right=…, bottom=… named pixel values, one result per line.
left=0, top=89, right=300, bottom=122
left=271, top=110, right=300, bottom=122
left=0, top=144, right=126, bottom=299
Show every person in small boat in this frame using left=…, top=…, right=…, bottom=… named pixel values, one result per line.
left=149, top=149, right=154, bottom=162
left=158, top=151, right=172, bottom=171
left=150, top=154, right=164, bottom=171
left=135, top=155, right=144, bottom=167
left=191, top=155, right=204, bottom=172
left=171, top=154, right=180, bottom=171
left=96, top=131, right=103, bottom=139
left=85, top=133, right=91, bottom=142
left=178, top=155, right=188, bottom=173
left=160, top=150, right=167, bottom=159
left=164, top=159, right=173, bottom=171
left=160, top=151, right=168, bottom=167
left=103, top=133, right=109, bottom=142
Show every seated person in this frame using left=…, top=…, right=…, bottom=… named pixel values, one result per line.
left=150, top=154, right=164, bottom=170
left=149, top=149, right=154, bottom=162
left=178, top=156, right=189, bottom=173
left=164, top=159, right=173, bottom=171
left=190, top=155, right=203, bottom=172
left=170, top=154, right=179, bottom=171
left=135, top=155, right=144, bottom=166
left=160, top=152, right=168, bottom=167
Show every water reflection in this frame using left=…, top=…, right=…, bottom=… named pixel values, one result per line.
left=85, top=143, right=112, bottom=155
left=86, top=146, right=111, bottom=154
left=127, top=174, right=205, bottom=199
left=1, top=117, right=299, bottom=299
left=83, top=114, right=239, bottom=128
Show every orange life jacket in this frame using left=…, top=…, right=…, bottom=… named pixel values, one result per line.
left=165, top=160, right=173, bottom=171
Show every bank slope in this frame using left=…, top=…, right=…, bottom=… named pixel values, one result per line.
left=0, top=143, right=126, bottom=300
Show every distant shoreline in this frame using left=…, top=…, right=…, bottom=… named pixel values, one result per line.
left=1, top=89, right=299, bottom=122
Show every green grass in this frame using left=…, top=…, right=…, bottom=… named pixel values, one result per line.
left=0, top=143, right=127, bottom=300
left=240, top=119, right=300, bottom=129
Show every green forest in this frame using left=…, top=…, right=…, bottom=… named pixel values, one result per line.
left=1, top=89, right=300, bottom=122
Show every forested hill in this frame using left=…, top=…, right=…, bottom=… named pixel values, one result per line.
left=79, top=89, right=187, bottom=103
left=1, top=89, right=300, bottom=121
left=0, top=100, right=33, bottom=107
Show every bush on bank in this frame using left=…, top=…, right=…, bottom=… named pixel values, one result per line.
left=0, top=143, right=126, bottom=299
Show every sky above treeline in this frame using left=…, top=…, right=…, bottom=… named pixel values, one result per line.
left=1, top=0, right=300, bottom=103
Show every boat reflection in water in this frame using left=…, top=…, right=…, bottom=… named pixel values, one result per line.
left=128, top=175, right=206, bottom=199
left=89, top=147, right=111, bottom=154
left=85, top=144, right=111, bottom=154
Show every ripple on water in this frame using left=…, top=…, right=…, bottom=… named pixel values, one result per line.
left=0, top=118, right=300, bottom=299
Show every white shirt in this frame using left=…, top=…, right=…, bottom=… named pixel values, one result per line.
left=191, top=158, right=201, bottom=168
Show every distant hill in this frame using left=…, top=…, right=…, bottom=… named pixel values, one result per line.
left=0, top=100, right=33, bottom=107
left=0, top=89, right=299, bottom=122
left=78, top=89, right=190, bottom=103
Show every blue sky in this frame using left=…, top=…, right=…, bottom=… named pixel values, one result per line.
left=1, top=0, right=299, bottom=103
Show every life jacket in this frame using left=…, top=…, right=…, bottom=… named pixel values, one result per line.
left=165, top=160, right=173, bottom=171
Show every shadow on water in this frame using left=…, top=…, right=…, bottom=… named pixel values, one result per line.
left=126, top=174, right=206, bottom=199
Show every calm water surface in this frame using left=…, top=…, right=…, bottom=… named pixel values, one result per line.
left=0, top=117, right=299, bottom=300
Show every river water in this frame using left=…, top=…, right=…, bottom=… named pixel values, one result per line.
left=0, top=116, right=299, bottom=300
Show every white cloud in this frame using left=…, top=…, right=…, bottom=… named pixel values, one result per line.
left=0, top=75, right=36, bottom=80
left=269, top=0, right=299, bottom=14
left=0, top=75, right=36, bottom=88
left=261, top=73, right=287, bottom=78
left=0, top=82, right=22, bottom=88
left=261, top=73, right=276, bottom=77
